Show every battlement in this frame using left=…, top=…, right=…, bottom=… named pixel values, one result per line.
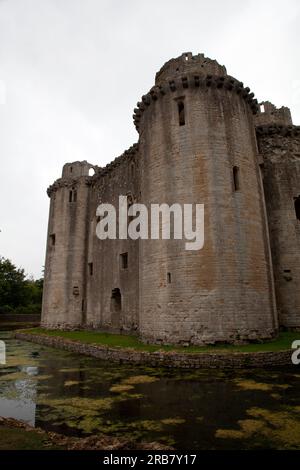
left=91, top=143, right=139, bottom=180
left=155, top=52, right=227, bottom=85
left=255, top=101, right=293, bottom=127
left=62, top=161, right=97, bottom=179
left=133, top=53, right=258, bottom=131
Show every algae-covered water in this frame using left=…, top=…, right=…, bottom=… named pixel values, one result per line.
left=1, top=330, right=300, bottom=449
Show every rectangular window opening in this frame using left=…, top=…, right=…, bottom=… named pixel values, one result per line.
left=295, top=196, right=300, bottom=221
left=177, top=100, right=185, bottom=126
left=50, top=234, right=56, bottom=246
left=69, top=190, right=73, bottom=202
left=167, top=272, right=171, bottom=284
left=88, top=262, right=93, bottom=276
left=120, top=252, right=128, bottom=270
left=233, top=166, right=240, bottom=191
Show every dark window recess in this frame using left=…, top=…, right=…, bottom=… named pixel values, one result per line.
left=50, top=234, right=56, bottom=246
left=178, top=100, right=185, bottom=126
left=120, top=253, right=128, bottom=269
left=295, top=196, right=300, bottom=221
left=284, top=269, right=291, bottom=273
left=69, top=190, right=77, bottom=203
left=111, top=288, right=121, bottom=312
left=73, top=286, right=79, bottom=296
left=167, top=272, right=172, bottom=284
left=70, top=166, right=73, bottom=173
left=88, top=262, right=93, bottom=276
left=233, top=166, right=240, bottom=191
left=81, top=299, right=85, bottom=312
left=128, top=195, right=134, bottom=222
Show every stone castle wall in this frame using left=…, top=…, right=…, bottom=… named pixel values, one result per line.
left=41, top=53, right=300, bottom=344
left=137, top=58, right=276, bottom=345
left=256, top=124, right=300, bottom=329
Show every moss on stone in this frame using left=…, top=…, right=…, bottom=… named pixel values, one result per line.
left=123, top=375, right=159, bottom=385
left=161, top=418, right=186, bottom=425
left=216, top=406, right=300, bottom=449
left=109, top=384, right=135, bottom=393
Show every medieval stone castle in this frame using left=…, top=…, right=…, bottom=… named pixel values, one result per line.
left=41, top=53, right=300, bottom=345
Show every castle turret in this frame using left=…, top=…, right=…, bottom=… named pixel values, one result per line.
left=256, top=103, right=300, bottom=329
left=41, top=161, right=94, bottom=328
left=134, top=52, right=278, bottom=344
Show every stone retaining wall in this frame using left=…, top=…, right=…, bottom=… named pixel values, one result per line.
left=15, top=332, right=294, bottom=369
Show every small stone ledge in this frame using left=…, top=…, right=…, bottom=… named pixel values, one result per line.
left=15, top=332, right=293, bottom=369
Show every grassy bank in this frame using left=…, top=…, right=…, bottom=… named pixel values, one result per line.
left=0, top=418, right=65, bottom=450
left=21, top=328, right=300, bottom=353
left=0, top=418, right=167, bottom=450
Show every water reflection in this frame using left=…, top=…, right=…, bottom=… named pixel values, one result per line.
left=0, top=330, right=300, bottom=449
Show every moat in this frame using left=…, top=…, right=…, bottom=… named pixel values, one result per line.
left=1, top=330, right=300, bottom=450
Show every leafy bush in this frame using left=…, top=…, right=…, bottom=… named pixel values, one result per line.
left=0, top=256, right=43, bottom=314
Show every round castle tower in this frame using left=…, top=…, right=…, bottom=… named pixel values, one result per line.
left=134, top=52, right=278, bottom=344
left=42, top=161, right=94, bottom=328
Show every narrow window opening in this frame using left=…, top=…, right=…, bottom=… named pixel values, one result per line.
left=73, top=286, right=79, bottom=296
left=178, top=100, right=185, bottom=126
left=295, top=196, right=300, bottom=221
left=69, top=189, right=77, bottom=203
left=120, top=253, right=128, bottom=270
left=233, top=166, right=240, bottom=191
left=260, top=104, right=265, bottom=113
left=70, top=166, right=73, bottom=173
left=81, top=299, right=85, bottom=312
left=88, top=262, right=93, bottom=276
left=284, top=269, right=291, bottom=273
left=167, top=272, right=171, bottom=284
left=128, top=195, right=134, bottom=223
left=50, top=234, right=56, bottom=246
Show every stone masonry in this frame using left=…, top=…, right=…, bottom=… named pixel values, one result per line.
left=41, top=53, right=300, bottom=345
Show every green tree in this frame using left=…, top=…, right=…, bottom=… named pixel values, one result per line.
left=0, top=257, right=43, bottom=313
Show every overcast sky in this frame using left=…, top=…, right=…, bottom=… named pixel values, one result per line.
left=0, top=0, right=299, bottom=279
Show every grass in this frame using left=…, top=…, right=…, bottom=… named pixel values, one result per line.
left=20, top=328, right=300, bottom=354
left=0, top=425, right=65, bottom=450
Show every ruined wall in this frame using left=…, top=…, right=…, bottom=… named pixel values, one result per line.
left=85, top=145, right=140, bottom=333
left=135, top=53, right=277, bottom=345
left=256, top=122, right=300, bottom=329
left=255, top=101, right=292, bottom=127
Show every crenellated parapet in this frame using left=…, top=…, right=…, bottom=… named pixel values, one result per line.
left=90, top=143, right=139, bottom=184
left=47, top=175, right=93, bottom=197
left=255, top=101, right=293, bottom=127
left=133, top=72, right=259, bottom=131
left=155, top=52, right=227, bottom=85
